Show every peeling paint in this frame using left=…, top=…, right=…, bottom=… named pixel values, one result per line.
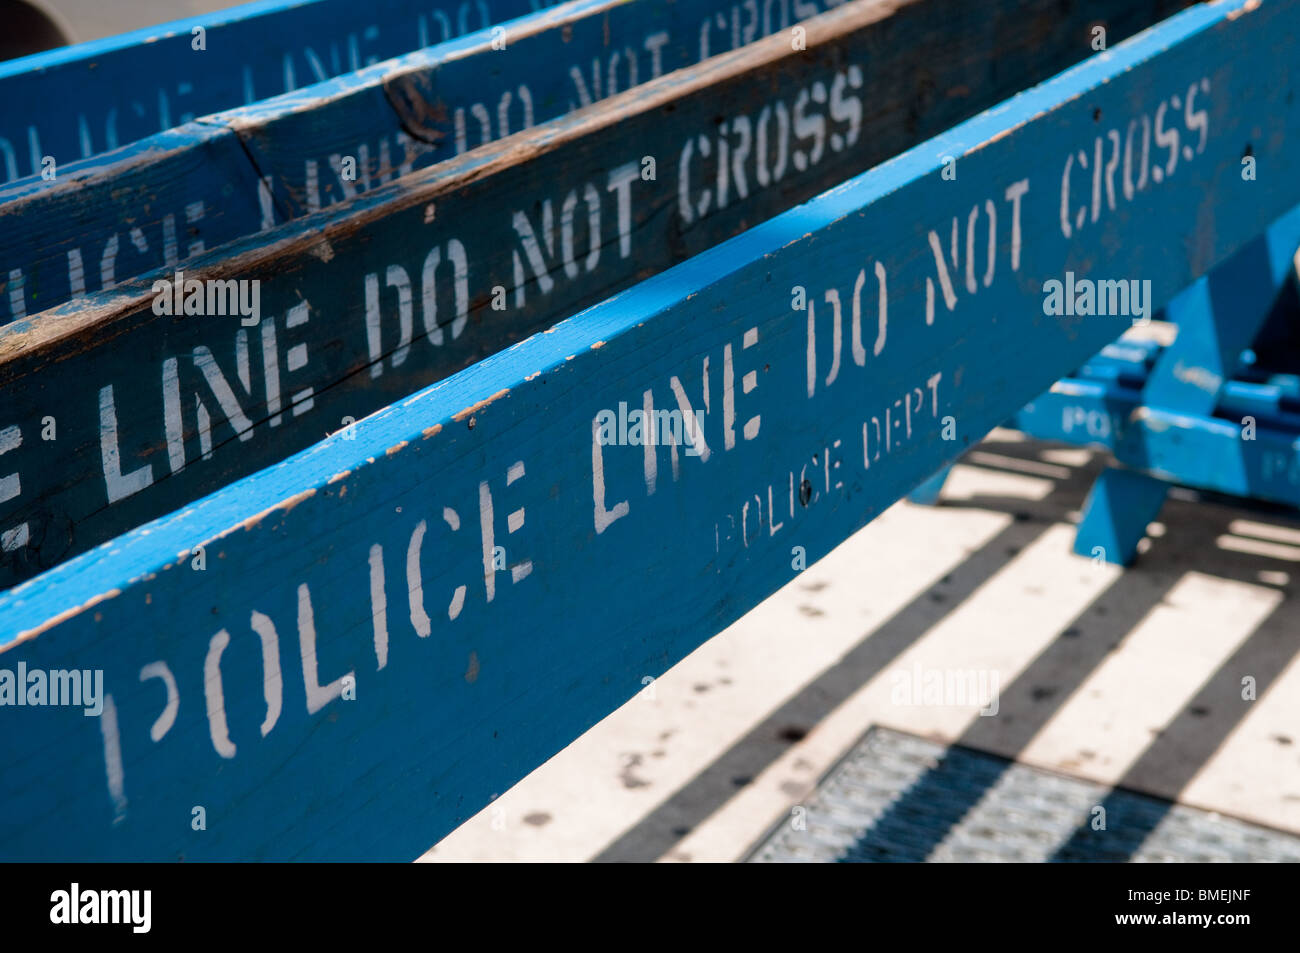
left=452, top=389, right=510, bottom=422
left=11, top=587, right=123, bottom=646
left=237, top=487, right=318, bottom=534
left=1225, top=0, right=1261, bottom=21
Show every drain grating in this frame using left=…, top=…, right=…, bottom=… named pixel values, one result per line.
left=747, top=727, right=1300, bottom=863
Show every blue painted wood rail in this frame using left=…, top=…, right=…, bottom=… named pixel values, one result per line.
left=0, top=0, right=551, bottom=184
left=0, top=0, right=1192, bottom=587
left=0, top=0, right=1293, bottom=860
left=0, top=0, right=860, bottom=324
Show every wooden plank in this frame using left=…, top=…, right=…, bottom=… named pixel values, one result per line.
left=0, top=0, right=545, bottom=184
left=1017, top=371, right=1300, bottom=509
left=0, top=0, right=1191, bottom=586
left=1071, top=466, right=1171, bottom=565
left=0, top=0, right=1293, bottom=861
left=0, top=0, right=853, bottom=324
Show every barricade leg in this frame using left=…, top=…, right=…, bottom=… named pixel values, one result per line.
left=1072, top=467, right=1169, bottom=566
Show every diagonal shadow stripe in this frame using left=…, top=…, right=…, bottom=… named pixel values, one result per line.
left=835, top=553, right=1180, bottom=861
left=598, top=437, right=1300, bottom=862
left=592, top=513, right=1056, bottom=862
left=1050, top=592, right=1297, bottom=861
left=833, top=472, right=1300, bottom=861
left=594, top=436, right=1110, bottom=863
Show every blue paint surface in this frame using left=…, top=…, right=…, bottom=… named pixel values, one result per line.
left=0, top=0, right=1292, bottom=861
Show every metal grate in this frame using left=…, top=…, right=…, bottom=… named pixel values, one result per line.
left=748, top=727, right=1300, bottom=863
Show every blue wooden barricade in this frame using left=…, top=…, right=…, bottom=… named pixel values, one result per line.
left=0, top=0, right=1293, bottom=860
left=0, top=0, right=1182, bottom=588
